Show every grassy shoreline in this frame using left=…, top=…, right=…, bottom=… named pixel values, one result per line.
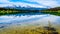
left=0, top=7, right=60, bottom=16
left=0, top=10, right=60, bottom=16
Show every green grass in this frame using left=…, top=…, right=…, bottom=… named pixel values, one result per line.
left=41, top=10, right=60, bottom=16
left=0, top=10, right=60, bottom=16
left=0, top=10, right=21, bottom=15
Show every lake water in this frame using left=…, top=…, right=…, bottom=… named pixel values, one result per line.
left=0, top=13, right=60, bottom=28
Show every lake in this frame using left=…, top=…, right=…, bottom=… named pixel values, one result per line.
left=0, top=13, right=60, bottom=27
left=0, top=13, right=60, bottom=34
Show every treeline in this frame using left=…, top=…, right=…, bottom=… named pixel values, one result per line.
left=0, top=7, right=60, bottom=15
left=0, top=7, right=39, bottom=12
left=40, top=7, right=60, bottom=16
left=0, top=7, right=40, bottom=15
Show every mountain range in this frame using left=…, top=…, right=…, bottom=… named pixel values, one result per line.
left=0, top=5, right=47, bottom=10
left=0, top=5, right=60, bottom=10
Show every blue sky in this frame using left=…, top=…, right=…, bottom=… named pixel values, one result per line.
left=0, top=0, right=60, bottom=8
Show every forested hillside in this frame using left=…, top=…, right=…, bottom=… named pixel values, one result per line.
left=0, top=7, right=60, bottom=15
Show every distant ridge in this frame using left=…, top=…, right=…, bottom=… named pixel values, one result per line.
left=47, top=7, right=60, bottom=11
left=0, top=5, right=47, bottom=10
left=0, top=5, right=60, bottom=11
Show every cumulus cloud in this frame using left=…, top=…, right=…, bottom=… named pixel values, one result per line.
left=0, top=0, right=9, bottom=3
left=0, top=0, right=60, bottom=8
left=26, top=0, right=60, bottom=7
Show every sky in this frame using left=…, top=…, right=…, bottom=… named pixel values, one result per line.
left=0, top=0, right=60, bottom=8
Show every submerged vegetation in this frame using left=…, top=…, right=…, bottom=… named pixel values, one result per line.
left=0, top=21, right=59, bottom=34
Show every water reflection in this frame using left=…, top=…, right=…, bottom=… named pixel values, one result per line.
left=0, top=13, right=60, bottom=26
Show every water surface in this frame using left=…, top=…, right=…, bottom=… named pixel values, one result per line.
left=0, top=13, right=60, bottom=28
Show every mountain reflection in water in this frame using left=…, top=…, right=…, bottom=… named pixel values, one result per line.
left=0, top=13, right=60, bottom=26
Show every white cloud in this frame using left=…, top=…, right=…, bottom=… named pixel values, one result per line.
left=0, top=0, right=9, bottom=3
left=0, top=2, right=46, bottom=8
left=26, top=0, right=60, bottom=7
left=11, top=2, right=46, bottom=8
left=0, top=0, right=60, bottom=8
left=0, top=4, right=14, bottom=7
